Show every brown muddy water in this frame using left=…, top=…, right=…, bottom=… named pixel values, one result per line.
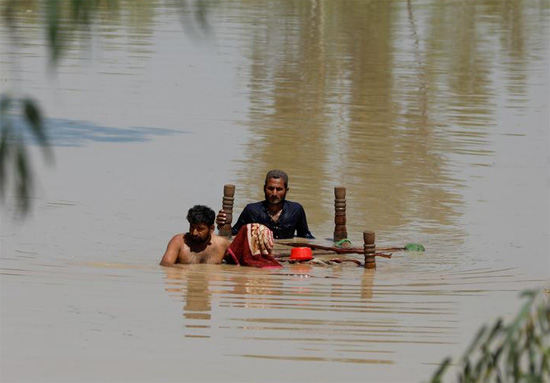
left=1, top=1, right=549, bottom=382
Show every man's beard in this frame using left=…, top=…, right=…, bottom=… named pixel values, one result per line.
left=189, top=233, right=211, bottom=244
left=266, top=194, right=286, bottom=205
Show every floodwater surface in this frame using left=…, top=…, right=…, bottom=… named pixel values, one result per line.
left=1, top=1, right=549, bottom=382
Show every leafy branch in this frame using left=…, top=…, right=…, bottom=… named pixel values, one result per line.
left=0, top=96, right=53, bottom=215
left=1, top=0, right=211, bottom=215
left=430, top=289, right=550, bottom=383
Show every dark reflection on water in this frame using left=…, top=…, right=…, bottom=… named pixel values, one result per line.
left=163, top=267, right=212, bottom=322
left=155, top=264, right=543, bottom=367
left=229, top=0, right=549, bottom=245
left=15, top=118, right=184, bottom=146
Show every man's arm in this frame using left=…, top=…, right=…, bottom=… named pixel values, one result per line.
left=159, top=235, right=181, bottom=267
left=231, top=205, right=254, bottom=236
left=296, top=206, right=314, bottom=239
left=217, top=236, right=231, bottom=263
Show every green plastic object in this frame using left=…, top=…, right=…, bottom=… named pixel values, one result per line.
left=404, top=243, right=425, bottom=251
left=334, top=239, right=352, bottom=248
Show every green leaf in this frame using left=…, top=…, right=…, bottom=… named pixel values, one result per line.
left=22, top=98, right=53, bottom=162
left=23, top=98, right=46, bottom=142
left=46, top=0, right=62, bottom=64
left=430, top=357, right=451, bottom=383
left=0, top=94, right=12, bottom=116
left=16, top=143, right=29, bottom=182
left=0, top=125, right=12, bottom=197
left=486, top=318, right=503, bottom=344
left=465, top=325, right=488, bottom=355
left=15, top=143, right=31, bottom=214
left=463, top=360, right=471, bottom=382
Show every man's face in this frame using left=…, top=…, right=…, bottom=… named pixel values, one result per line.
left=264, top=177, right=288, bottom=205
left=188, top=223, right=213, bottom=243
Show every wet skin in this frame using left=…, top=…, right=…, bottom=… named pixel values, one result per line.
left=263, top=177, right=288, bottom=207
left=160, top=223, right=230, bottom=266
left=188, top=222, right=211, bottom=244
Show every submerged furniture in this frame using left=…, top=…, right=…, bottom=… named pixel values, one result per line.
left=218, top=184, right=380, bottom=269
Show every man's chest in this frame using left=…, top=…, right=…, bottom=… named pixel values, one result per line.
left=179, top=246, right=220, bottom=264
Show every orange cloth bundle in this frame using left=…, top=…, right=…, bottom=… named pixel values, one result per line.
left=224, top=223, right=282, bottom=268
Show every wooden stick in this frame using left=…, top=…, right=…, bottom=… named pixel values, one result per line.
left=277, top=242, right=391, bottom=258
left=218, top=184, right=235, bottom=238
left=279, top=242, right=392, bottom=253
left=377, top=246, right=407, bottom=252
left=280, top=242, right=358, bottom=253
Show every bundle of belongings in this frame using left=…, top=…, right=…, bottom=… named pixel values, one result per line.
left=224, top=223, right=282, bottom=268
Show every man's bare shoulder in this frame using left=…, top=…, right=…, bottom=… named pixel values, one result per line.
left=167, top=233, right=185, bottom=249
left=160, top=233, right=185, bottom=267
left=169, top=233, right=184, bottom=242
left=212, top=234, right=230, bottom=248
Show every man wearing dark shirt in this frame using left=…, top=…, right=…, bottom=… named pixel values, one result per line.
left=216, top=170, right=314, bottom=239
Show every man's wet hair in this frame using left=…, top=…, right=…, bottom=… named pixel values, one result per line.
left=265, top=169, right=289, bottom=188
left=187, top=205, right=215, bottom=226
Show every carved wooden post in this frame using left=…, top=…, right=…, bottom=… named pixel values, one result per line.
left=363, top=231, right=376, bottom=269
left=333, top=187, right=347, bottom=242
left=218, top=184, right=235, bottom=238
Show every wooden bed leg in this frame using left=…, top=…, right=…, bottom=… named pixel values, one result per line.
left=218, top=184, right=235, bottom=238
left=364, top=231, right=376, bottom=269
left=334, top=187, right=348, bottom=242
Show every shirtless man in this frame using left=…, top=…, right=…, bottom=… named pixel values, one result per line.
left=160, top=205, right=230, bottom=266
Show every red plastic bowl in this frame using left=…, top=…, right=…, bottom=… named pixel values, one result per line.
left=290, top=247, right=313, bottom=261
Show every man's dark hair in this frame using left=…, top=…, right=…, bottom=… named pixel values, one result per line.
left=187, top=205, right=215, bottom=226
left=264, top=169, right=289, bottom=188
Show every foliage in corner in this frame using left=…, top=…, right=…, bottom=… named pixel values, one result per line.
left=430, top=289, right=550, bottom=383
left=0, top=0, right=211, bottom=215
left=0, top=0, right=115, bottom=215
